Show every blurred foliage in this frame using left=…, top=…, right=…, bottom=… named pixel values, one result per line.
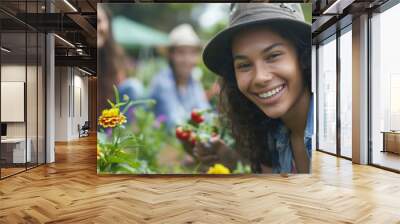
left=197, top=21, right=228, bottom=107
left=107, top=3, right=200, bottom=33
left=233, top=161, right=252, bottom=174
left=98, top=126, right=152, bottom=174
left=131, top=107, right=169, bottom=170
left=301, top=3, right=312, bottom=24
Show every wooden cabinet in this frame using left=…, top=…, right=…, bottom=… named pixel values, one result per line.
left=382, top=132, right=400, bottom=154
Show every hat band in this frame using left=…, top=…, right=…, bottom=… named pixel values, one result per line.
left=230, top=8, right=300, bottom=27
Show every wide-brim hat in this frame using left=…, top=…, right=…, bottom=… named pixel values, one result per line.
left=202, top=3, right=311, bottom=77
left=157, top=23, right=202, bottom=56
left=168, top=23, right=202, bottom=48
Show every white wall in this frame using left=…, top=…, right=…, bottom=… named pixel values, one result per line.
left=55, top=67, right=69, bottom=141
left=54, top=67, right=89, bottom=141
left=1, top=65, right=42, bottom=138
left=1, top=82, right=25, bottom=122
left=1, top=65, right=26, bottom=139
left=72, top=72, right=89, bottom=138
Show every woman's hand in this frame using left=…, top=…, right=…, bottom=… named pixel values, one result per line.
left=193, top=136, right=238, bottom=171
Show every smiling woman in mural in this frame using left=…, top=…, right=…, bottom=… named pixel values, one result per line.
left=200, top=3, right=313, bottom=173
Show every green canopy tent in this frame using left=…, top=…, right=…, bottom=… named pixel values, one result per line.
left=112, top=16, right=169, bottom=49
left=111, top=16, right=169, bottom=87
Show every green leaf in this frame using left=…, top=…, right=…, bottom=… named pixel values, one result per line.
left=115, top=102, right=128, bottom=108
left=116, top=163, right=139, bottom=173
left=107, top=99, right=115, bottom=107
left=130, top=99, right=156, bottom=107
left=121, top=101, right=134, bottom=114
left=113, top=85, right=120, bottom=104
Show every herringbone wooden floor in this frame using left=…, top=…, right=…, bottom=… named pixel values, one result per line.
left=1, top=135, right=400, bottom=224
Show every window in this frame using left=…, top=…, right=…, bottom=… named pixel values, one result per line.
left=0, top=1, right=46, bottom=179
left=371, top=3, right=400, bottom=171
left=317, top=36, right=337, bottom=154
left=339, top=28, right=352, bottom=158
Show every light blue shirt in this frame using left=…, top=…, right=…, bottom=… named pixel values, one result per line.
left=118, top=78, right=145, bottom=123
left=269, top=94, right=314, bottom=174
left=119, top=78, right=145, bottom=101
left=148, top=67, right=210, bottom=130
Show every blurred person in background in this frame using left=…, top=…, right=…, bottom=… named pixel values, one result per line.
left=149, top=24, right=210, bottom=131
left=98, top=4, right=144, bottom=121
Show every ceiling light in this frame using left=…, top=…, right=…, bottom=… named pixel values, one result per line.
left=63, top=0, right=78, bottom=12
left=323, top=0, right=343, bottom=15
left=78, top=67, right=93, bottom=76
left=322, top=0, right=355, bottom=15
left=54, top=34, right=75, bottom=48
left=1, top=47, right=11, bottom=53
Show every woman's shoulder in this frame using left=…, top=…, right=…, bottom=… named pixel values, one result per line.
left=120, top=78, right=143, bottom=90
left=119, top=78, right=145, bottom=98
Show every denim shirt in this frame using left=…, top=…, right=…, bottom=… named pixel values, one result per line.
left=149, top=67, right=210, bottom=130
left=269, top=94, right=314, bottom=174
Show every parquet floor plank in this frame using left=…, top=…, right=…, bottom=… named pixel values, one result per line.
left=0, top=135, right=400, bottom=223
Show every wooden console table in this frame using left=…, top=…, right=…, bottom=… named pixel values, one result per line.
left=381, top=131, right=400, bottom=154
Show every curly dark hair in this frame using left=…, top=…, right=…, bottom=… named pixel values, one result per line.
left=218, top=22, right=311, bottom=173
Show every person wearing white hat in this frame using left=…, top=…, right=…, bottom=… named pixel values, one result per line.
left=149, top=24, right=210, bottom=130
